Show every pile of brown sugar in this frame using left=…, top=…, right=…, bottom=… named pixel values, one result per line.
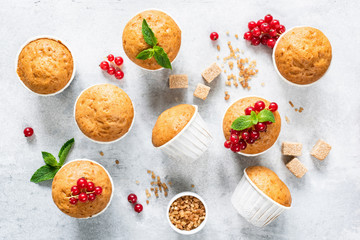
left=144, top=170, right=170, bottom=204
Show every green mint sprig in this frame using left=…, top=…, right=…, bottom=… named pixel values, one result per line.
left=30, top=138, right=74, bottom=183
left=136, top=19, right=172, bottom=69
left=231, top=110, right=275, bottom=131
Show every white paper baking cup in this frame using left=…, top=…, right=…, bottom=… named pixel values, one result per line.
left=54, top=159, right=114, bottom=219
left=222, top=96, right=281, bottom=157
left=123, top=8, right=181, bottom=72
left=272, top=26, right=332, bottom=87
left=167, top=191, right=208, bottom=235
left=231, top=168, right=291, bottom=227
left=74, top=84, right=135, bottom=144
left=156, top=105, right=212, bottom=161
left=15, top=35, right=76, bottom=96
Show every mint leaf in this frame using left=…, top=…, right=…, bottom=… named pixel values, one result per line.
left=141, top=19, right=157, bottom=47
left=30, top=165, right=60, bottom=183
left=58, top=138, right=74, bottom=166
left=250, top=111, right=258, bottom=125
left=136, top=48, right=155, bottom=60
left=231, top=115, right=254, bottom=131
left=258, top=109, right=275, bottom=123
left=42, top=152, right=58, bottom=167
left=153, top=46, right=172, bottom=69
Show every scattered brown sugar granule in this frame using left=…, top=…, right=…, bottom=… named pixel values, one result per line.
left=194, top=83, right=211, bottom=100
left=146, top=200, right=149, bottom=205
left=224, top=91, right=230, bottom=100
left=151, top=172, right=156, bottom=179
left=295, top=108, right=298, bottom=112
left=135, top=180, right=140, bottom=185
left=115, top=160, right=119, bottom=164
left=150, top=188, right=154, bottom=191
left=286, top=158, right=308, bottom=178
left=285, top=116, right=290, bottom=124
left=311, top=139, right=332, bottom=160
left=201, top=63, right=222, bottom=83
left=289, top=101, right=294, bottom=108
left=99, top=151, right=104, bottom=156
left=169, top=74, right=188, bottom=89
left=168, top=181, right=172, bottom=186
left=299, top=107, right=304, bottom=113
left=155, top=187, right=159, bottom=198
left=191, top=184, right=195, bottom=188
left=235, top=34, right=239, bottom=39
left=217, top=45, right=220, bottom=51
left=282, top=142, right=303, bottom=156
left=147, top=170, right=151, bottom=174
left=228, top=61, right=234, bottom=70
left=146, top=189, right=151, bottom=198
left=169, top=195, right=206, bottom=231
left=150, top=181, right=155, bottom=185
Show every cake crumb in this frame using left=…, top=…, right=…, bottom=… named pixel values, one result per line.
left=115, top=160, right=119, bottom=164
left=217, top=45, right=220, bottom=51
left=99, top=151, right=104, bottom=156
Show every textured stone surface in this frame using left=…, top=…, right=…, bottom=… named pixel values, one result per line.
left=0, top=0, right=360, bottom=239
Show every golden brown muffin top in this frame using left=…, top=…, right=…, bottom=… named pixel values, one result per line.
left=122, top=10, right=181, bottom=70
left=246, top=166, right=292, bottom=207
left=274, top=27, right=332, bottom=85
left=152, top=104, right=195, bottom=147
left=222, top=97, right=281, bottom=155
left=75, top=84, right=134, bottom=142
left=52, top=160, right=112, bottom=218
left=17, top=38, right=74, bottom=94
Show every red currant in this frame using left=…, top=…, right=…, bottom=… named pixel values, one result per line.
left=115, top=70, right=124, bottom=80
left=277, top=25, right=286, bottom=34
left=264, top=121, right=273, bottom=125
left=71, top=186, right=80, bottom=195
left=248, top=21, right=257, bottom=30
left=251, top=27, right=261, bottom=37
left=87, top=182, right=95, bottom=192
left=230, top=129, right=241, bottom=135
left=261, top=35, right=270, bottom=45
left=100, top=61, right=109, bottom=70
left=88, top=193, right=96, bottom=201
left=260, top=23, right=270, bottom=33
left=254, top=101, right=265, bottom=111
left=230, top=134, right=240, bottom=144
left=69, top=197, right=78, bottom=205
left=269, top=29, right=277, bottom=37
left=245, top=107, right=255, bottom=115
left=257, top=19, right=265, bottom=27
left=251, top=37, right=261, bottom=46
left=241, top=131, right=250, bottom=140
left=267, top=38, right=276, bottom=49
left=224, top=140, right=232, bottom=149
left=134, top=204, right=143, bottom=213
left=128, top=194, right=137, bottom=204
left=255, top=122, right=267, bottom=132
left=77, top=178, right=88, bottom=189
left=78, top=192, right=88, bottom=202
left=246, top=138, right=255, bottom=144
left=114, top=57, right=123, bottom=66
left=24, top=127, right=34, bottom=137
left=270, top=19, right=280, bottom=29
left=273, top=35, right=280, bottom=41
left=107, top=66, right=116, bottom=75
left=210, top=32, right=219, bottom=41
left=249, top=130, right=260, bottom=140
left=264, top=14, right=273, bottom=23
left=94, top=186, right=103, bottom=195
left=107, top=54, right=114, bottom=62
left=244, top=31, right=252, bottom=41
left=239, top=139, right=247, bottom=150
left=269, top=102, right=278, bottom=112
left=231, top=143, right=241, bottom=152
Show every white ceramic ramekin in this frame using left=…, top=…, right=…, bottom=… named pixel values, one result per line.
left=122, top=8, right=181, bottom=72
left=54, top=159, right=114, bottom=219
left=231, top=168, right=291, bottom=227
left=73, top=84, right=135, bottom=144
left=272, top=26, right=332, bottom=87
left=221, top=96, right=281, bottom=157
left=156, top=105, right=212, bottom=161
left=15, top=35, right=76, bottom=96
left=167, top=191, right=208, bottom=235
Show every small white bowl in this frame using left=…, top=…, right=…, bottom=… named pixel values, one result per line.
left=231, top=168, right=291, bottom=227
left=156, top=105, right=212, bottom=161
left=54, top=159, right=114, bottom=219
left=167, top=192, right=208, bottom=235
left=272, top=26, right=332, bottom=87
left=123, top=8, right=181, bottom=72
left=221, top=96, right=281, bottom=157
left=15, top=35, right=76, bottom=96
left=73, top=84, right=135, bottom=144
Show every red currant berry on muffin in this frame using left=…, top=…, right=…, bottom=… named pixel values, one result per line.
left=255, top=122, right=267, bottom=132
left=230, top=134, right=240, bottom=144
left=88, top=193, right=96, bottom=201
left=23, top=127, right=34, bottom=137
left=210, top=32, right=219, bottom=41
left=231, top=143, right=241, bottom=152
left=254, top=101, right=265, bottom=111
left=114, top=56, right=123, bottom=66
left=230, top=129, right=241, bottom=135
left=269, top=102, right=278, bottom=112
left=78, top=192, right=88, bottom=202
left=134, top=204, right=143, bottom=213
left=246, top=138, right=255, bottom=144
left=86, top=182, right=95, bottom=192
left=128, top=194, right=137, bottom=204
left=249, top=130, right=260, bottom=140
left=77, top=178, right=88, bottom=189
left=94, top=186, right=103, bottom=195
left=107, top=54, right=114, bottom=62
left=245, top=107, right=255, bottom=115
left=241, top=131, right=250, bottom=140
left=224, top=140, right=232, bottom=149
left=71, top=186, right=80, bottom=195
left=239, top=139, right=247, bottom=150
left=100, top=61, right=109, bottom=70
left=69, top=197, right=78, bottom=205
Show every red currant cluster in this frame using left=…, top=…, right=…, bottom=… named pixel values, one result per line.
left=69, top=177, right=103, bottom=204
left=127, top=193, right=143, bottom=213
left=99, top=54, right=124, bottom=79
left=24, top=127, right=34, bottom=137
left=243, top=14, right=286, bottom=48
left=224, top=101, right=278, bottom=153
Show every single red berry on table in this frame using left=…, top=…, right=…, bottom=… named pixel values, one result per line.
left=224, top=140, right=232, bottom=149
left=246, top=138, right=255, bottom=144
left=87, top=182, right=95, bottom=192
left=248, top=21, right=257, bottom=30
left=88, top=193, right=96, bottom=201
left=267, top=38, right=276, bottom=49
left=245, top=106, right=255, bottom=115
left=71, top=186, right=80, bottom=195
left=230, top=134, right=240, bottom=144
left=261, top=35, right=270, bottom=45
left=249, top=130, right=260, bottom=140
left=78, top=192, right=88, bottom=202
left=241, top=131, right=250, bottom=140
left=230, top=129, right=241, bottom=135
left=128, top=194, right=137, bottom=204
left=107, top=66, right=116, bottom=75
left=69, top=197, right=78, bottom=205
left=244, top=31, right=252, bottom=41
left=277, top=25, right=286, bottom=34
left=269, top=102, right=278, bottom=112
left=257, top=19, right=265, bottom=27
left=251, top=27, right=261, bottom=37
left=250, top=37, right=261, bottom=46
left=255, top=122, right=267, bottom=132
left=260, top=23, right=270, bottom=33
left=268, top=29, right=277, bottom=37
left=94, top=186, right=103, bottom=195
left=24, top=127, right=34, bottom=137
left=107, top=54, right=114, bottom=62
left=231, top=143, right=241, bottom=152
left=134, top=204, right=143, bottom=213
left=100, top=61, right=109, bottom=70
left=114, top=56, right=123, bottom=66
left=115, top=70, right=124, bottom=80
left=239, top=139, right=247, bottom=150
left=210, top=32, right=219, bottom=41
left=254, top=101, right=265, bottom=111
left=270, top=19, right=280, bottom=29
left=264, top=14, right=273, bottom=23
left=77, top=178, right=88, bottom=189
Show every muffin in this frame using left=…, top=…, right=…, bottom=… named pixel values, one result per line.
left=222, top=97, right=281, bottom=155
left=75, top=84, right=134, bottom=142
left=152, top=104, right=212, bottom=160
left=122, top=10, right=181, bottom=70
left=274, top=26, right=332, bottom=85
left=17, top=37, right=74, bottom=94
left=231, top=166, right=291, bottom=227
left=52, top=160, right=113, bottom=218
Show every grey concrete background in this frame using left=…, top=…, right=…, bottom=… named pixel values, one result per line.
left=0, top=0, right=359, bottom=239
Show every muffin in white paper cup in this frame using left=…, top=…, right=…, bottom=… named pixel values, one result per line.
left=16, top=35, right=76, bottom=96
left=52, top=159, right=114, bottom=219
left=74, top=83, right=135, bottom=144
left=152, top=104, right=212, bottom=161
left=231, top=166, right=292, bottom=227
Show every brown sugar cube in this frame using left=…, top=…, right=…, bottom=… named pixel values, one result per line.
left=311, top=139, right=332, bottom=160
left=193, top=83, right=210, bottom=100
left=286, top=158, right=308, bottom=178
left=169, top=74, right=188, bottom=89
left=282, top=142, right=302, bottom=156
left=201, top=63, right=222, bottom=83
